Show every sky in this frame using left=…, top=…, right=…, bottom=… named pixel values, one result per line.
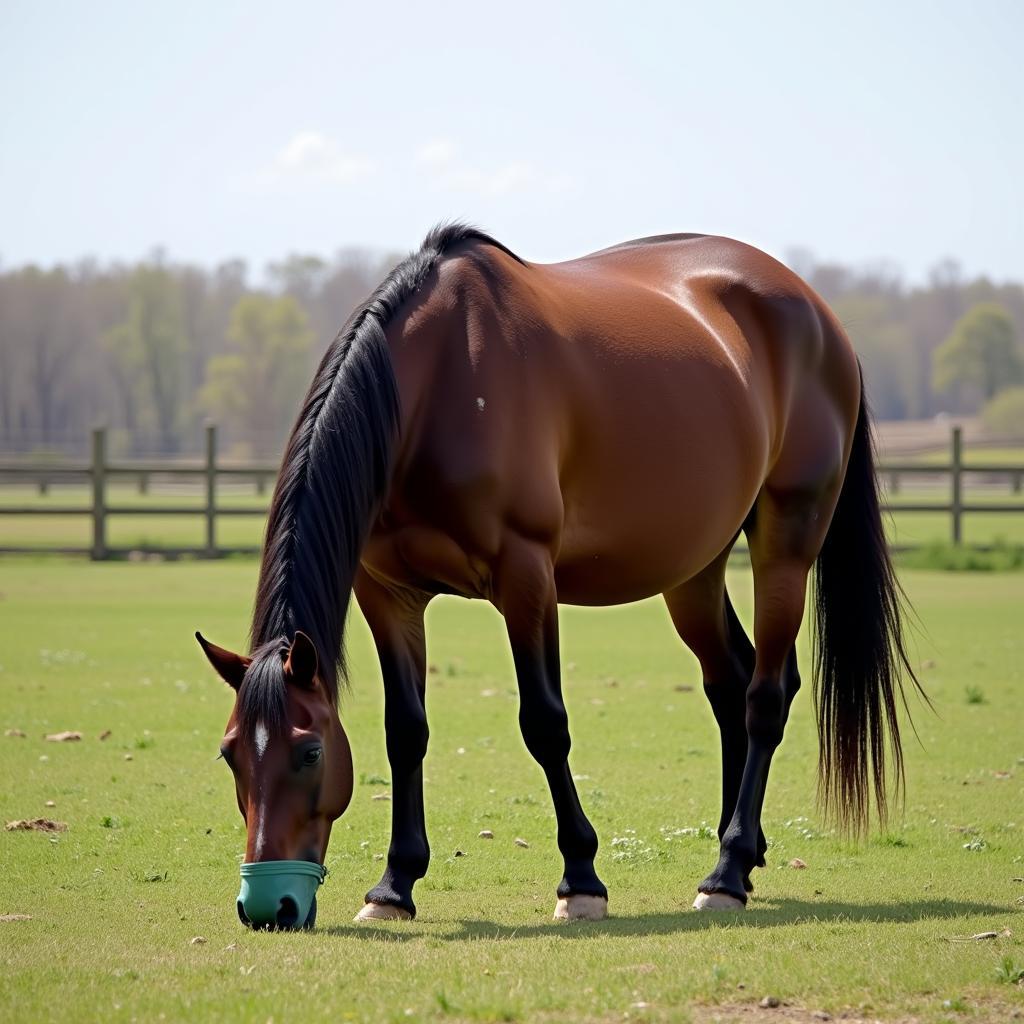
left=1, top=0, right=1022, bottom=282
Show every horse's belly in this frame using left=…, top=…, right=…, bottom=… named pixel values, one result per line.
left=553, top=446, right=760, bottom=605
left=554, top=507, right=741, bottom=605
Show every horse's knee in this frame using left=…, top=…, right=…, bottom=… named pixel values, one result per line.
left=385, top=704, right=429, bottom=771
left=519, top=702, right=571, bottom=765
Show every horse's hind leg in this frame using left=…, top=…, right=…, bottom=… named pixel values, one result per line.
left=495, top=535, right=608, bottom=921
left=663, top=552, right=767, bottom=896
left=352, top=569, right=432, bottom=921
left=696, top=481, right=836, bottom=906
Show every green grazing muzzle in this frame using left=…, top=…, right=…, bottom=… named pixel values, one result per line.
left=237, top=860, right=326, bottom=930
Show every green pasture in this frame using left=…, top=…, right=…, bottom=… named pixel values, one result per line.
left=3, top=480, right=1024, bottom=551
left=0, top=560, right=1022, bottom=1023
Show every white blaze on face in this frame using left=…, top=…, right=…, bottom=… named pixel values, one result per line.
left=254, top=721, right=269, bottom=760
left=253, top=721, right=269, bottom=857
left=254, top=802, right=266, bottom=859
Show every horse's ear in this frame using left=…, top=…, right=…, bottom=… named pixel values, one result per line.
left=284, top=631, right=319, bottom=688
left=195, top=632, right=249, bottom=691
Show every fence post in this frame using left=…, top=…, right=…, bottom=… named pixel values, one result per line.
left=91, top=427, right=107, bottom=560
left=951, top=425, right=963, bottom=546
left=205, top=423, right=217, bottom=558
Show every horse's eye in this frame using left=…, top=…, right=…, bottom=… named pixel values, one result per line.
left=302, top=747, right=323, bottom=767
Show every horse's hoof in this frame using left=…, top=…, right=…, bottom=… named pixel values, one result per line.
left=553, top=895, right=608, bottom=921
left=692, top=891, right=745, bottom=911
left=353, top=902, right=412, bottom=922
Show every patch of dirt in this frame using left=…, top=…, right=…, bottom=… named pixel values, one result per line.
left=5, top=818, right=68, bottom=833
left=691, top=1003, right=1023, bottom=1024
left=5, top=729, right=26, bottom=738
left=0, top=913, right=33, bottom=922
left=693, top=1006, right=900, bottom=1023
left=45, top=731, right=82, bottom=742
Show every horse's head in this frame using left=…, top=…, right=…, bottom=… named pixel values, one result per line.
left=196, top=630, right=353, bottom=929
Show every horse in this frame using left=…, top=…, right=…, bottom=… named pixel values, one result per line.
left=197, top=223, right=920, bottom=929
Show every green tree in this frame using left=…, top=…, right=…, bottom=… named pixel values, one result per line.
left=200, top=294, right=313, bottom=457
left=981, top=386, right=1024, bottom=439
left=102, top=266, right=189, bottom=452
left=932, top=303, right=1021, bottom=404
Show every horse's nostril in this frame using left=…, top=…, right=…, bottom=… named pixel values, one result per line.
left=237, top=900, right=252, bottom=928
left=276, top=896, right=299, bottom=929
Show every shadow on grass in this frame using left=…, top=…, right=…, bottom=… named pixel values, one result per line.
left=320, top=897, right=1008, bottom=941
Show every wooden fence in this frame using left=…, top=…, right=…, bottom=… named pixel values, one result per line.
left=0, top=425, right=1022, bottom=558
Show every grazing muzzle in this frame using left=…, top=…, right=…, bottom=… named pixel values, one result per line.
left=236, top=860, right=326, bottom=930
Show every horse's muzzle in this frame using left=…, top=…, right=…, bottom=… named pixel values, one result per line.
left=236, top=860, right=326, bottom=930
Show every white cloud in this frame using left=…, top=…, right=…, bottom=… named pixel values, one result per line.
left=267, top=131, right=374, bottom=186
left=414, top=139, right=457, bottom=167
left=413, top=139, right=572, bottom=197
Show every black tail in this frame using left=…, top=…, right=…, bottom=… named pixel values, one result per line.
left=813, top=382, right=923, bottom=834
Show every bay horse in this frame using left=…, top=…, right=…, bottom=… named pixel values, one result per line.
left=197, top=224, right=919, bottom=929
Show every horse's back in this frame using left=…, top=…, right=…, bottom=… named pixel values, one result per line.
left=377, top=233, right=859, bottom=604
left=534, top=236, right=857, bottom=592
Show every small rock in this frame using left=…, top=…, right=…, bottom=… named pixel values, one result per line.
left=454, top=849, right=466, bottom=857
left=44, top=800, right=56, bottom=808
left=45, top=731, right=82, bottom=742
left=514, top=837, right=530, bottom=848
left=789, top=858, right=807, bottom=869
left=373, top=853, right=384, bottom=861
left=190, top=936, right=206, bottom=945
left=812, top=1013, right=832, bottom=1021
left=760, top=996, right=780, bottom=1008
left=38, top=755, right=49, bottom=762
left=5, top=729, right=26, bottom=738
left=478, top=829, right=494, bottom=839
left=124, top=754, right=133, bottom=761
left=99, top=730, right=112, bottom=741
left=456, top=747, right=466, bottom=754
left=630, top=1001, right=649, bottom=1010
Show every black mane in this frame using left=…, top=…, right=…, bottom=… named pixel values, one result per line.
left=244, top=223, right=518, bottom=722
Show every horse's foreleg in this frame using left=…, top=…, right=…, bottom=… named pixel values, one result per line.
left=353, top=571, right=432, bottom=921
left=496, top=536, right=608, bottom=921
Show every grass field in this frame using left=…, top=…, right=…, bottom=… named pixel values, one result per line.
left=1, top=560, right=1022, bottom=1023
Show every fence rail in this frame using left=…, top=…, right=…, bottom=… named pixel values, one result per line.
left=1, top=425, right=1022, bottom=558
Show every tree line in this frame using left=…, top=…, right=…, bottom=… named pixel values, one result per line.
left=1, top=246, right=1022, bottom=458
